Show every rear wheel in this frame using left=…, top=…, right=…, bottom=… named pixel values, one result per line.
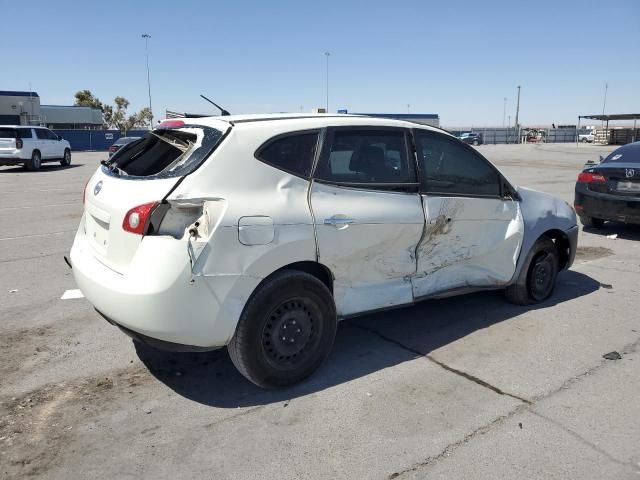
left=60, top=149, right=71, bottom=167
left=581, top=216, right=604, bottom=229
left=505, top=237, right=559, bottom=305
left=228, top=270, right=337, bottom=388
left=25, top=150, right=41, bottom=171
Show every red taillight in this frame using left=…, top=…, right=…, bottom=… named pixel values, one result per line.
left=109, top=145, right=118, bottom=152
left=158, top=119, right=185, bottom=129
left=577, top=172, right=606, bottom=183
left=82, top=179, right=89, bottom=205
left=16, top=139, right=23, bottom=149
left=122, top=202, right=159, bottom=235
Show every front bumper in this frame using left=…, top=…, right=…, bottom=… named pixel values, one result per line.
left=575, top=186, right=640, bottom=225
left=69, top=227, right=245, bottom=349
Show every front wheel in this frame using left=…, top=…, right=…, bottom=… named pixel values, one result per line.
left=473, top=140, right=479, bottom=146
left=505, top=237, right=559, bottom=305
left=60, top=149, right=71, bottom=167
left=228, top=270, right=337, bottom=388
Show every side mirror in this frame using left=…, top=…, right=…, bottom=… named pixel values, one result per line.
left=57, top=135, right=63, bottom=141
left=599, top=155, right=604, bottom=162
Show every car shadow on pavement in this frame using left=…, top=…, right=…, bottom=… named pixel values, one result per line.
left=0, top=164, right=83, bottom=173
left=135, top=269, right=600, bottom=408
left=583, top=222, right=640, bottom=241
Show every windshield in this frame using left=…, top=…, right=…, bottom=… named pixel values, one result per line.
left=602, top=143, right=640, bottom=165
left=105, top=125, right=223, bottom=178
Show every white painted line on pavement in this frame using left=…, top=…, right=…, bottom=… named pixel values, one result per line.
left=61, top=289, right=84, bottom=300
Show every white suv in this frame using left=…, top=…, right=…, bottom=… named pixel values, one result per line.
left=0, top=125, right=72, bottom=170
left=70, top=114, right=578, bottom=387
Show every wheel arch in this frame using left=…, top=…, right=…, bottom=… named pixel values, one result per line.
left=541, top=229, right=571, bottom=270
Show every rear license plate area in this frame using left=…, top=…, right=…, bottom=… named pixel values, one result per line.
left=616, top=181, right=640, bottom=192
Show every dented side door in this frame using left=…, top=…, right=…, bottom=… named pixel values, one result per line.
left=310, top=127, right=424, bottom=316
left=411, top=129, right=524, bottom=299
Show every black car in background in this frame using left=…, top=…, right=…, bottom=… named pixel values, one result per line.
left=574, top=141, right=640, bottom=228
left=458, top=132, right=483, bottom=145
left=108, top=136, right=142, bottom=158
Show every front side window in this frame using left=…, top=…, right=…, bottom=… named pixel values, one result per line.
left=415, top=130, right=501, bottom=197
left=256, top=131, right=318, bottom=177
left=316, top=129, right=414, bottom=185
left=46, top=129, right=58, bottom=140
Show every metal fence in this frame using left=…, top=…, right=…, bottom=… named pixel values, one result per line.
left=446, top=128, right=593, bottom=144
left=52, top=129, right=149, bottom=151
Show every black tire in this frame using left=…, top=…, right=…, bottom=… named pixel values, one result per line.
left=228, top=270, right=337, bottom=388
left=505, top=237, right=559, bottom=305
left=60, top=149, right=71, bottom=167
left=581, top=216, right=604, bottom=229
left=25, top=150, right=41, bottom=171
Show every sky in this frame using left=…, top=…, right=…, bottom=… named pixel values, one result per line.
left=2, top=0, right=639, bottom=127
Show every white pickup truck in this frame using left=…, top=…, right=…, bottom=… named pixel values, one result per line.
left=578, top=131, right=595, bottom=143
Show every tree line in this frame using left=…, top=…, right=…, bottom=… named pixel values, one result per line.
left=74, top=90, right=152, bottom=132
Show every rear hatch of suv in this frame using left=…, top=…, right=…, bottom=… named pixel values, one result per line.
left=82, top=119, right=229, bottom=274
left=0, top=127, right=19, bottom=153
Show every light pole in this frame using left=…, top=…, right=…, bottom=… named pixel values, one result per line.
left=142, top=33, right=153, bottom=129
left=514, top=85, right=521, bottom=143
left=324, top=52, right=330, bottom=113
left=601, top=82, right=608, bottom=128
left=503, top=97, right=507, bottom=128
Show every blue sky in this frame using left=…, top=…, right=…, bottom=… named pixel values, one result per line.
left=3, top=0, right=639, bottom=126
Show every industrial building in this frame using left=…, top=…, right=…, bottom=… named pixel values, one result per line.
left=352, top=112, right=440, bottom=127
left=0, top=90, right=103, bottom=129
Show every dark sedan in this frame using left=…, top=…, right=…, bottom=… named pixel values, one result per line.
left=574, top=141, right=640, bottom=228
left=108, top=136, right=142, bottom=158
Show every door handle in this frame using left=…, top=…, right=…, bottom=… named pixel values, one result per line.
left=324, top=216, right=355, bottom=226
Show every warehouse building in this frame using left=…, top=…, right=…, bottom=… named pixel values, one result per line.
left=41, top=105, right=103, bottom=129
left=352, top=112, right=440, bottom=127
left=0, top=90, right=41, bottom=125
left=0, top=90, right=103, bottom=129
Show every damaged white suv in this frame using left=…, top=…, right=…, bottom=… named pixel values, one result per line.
left=70, top=114, right=578, bottom=387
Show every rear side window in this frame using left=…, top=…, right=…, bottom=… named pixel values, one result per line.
left=18, top=129, right=32, bottom=139
left=108, top=125, right=223, bottom=178
left=602, top=144, right=640, bottom=164
left=316, top=129, right=415, bottom=186
left=35, top=129, right=48, bottom=139
left=0, top=128, right=17, bottom=139
left=415, top=130, right=501, bottom=197
left=256, top=131, right=319, bottom=177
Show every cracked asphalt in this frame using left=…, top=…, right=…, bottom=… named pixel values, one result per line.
left=1, top=144, right=639, bottom=479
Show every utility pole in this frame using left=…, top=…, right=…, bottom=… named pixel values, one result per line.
left=503, top=97, right=507, bottom=128
left=324, top=52, right=330, bottom=113
left=507, top=115, right=512, bottom=144
left=514, top=86, right=521, bottom=143
left=142, top=33, right=153, bottom=129
left=601, top=82, right=608, bottom=128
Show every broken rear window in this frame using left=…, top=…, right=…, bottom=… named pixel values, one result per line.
left=105, top=125, right=223, bottom=178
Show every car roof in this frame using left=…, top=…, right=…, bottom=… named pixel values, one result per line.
left=0, top=125, right=39, bottom=129
left=166, top=113, right=450, bottom=136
